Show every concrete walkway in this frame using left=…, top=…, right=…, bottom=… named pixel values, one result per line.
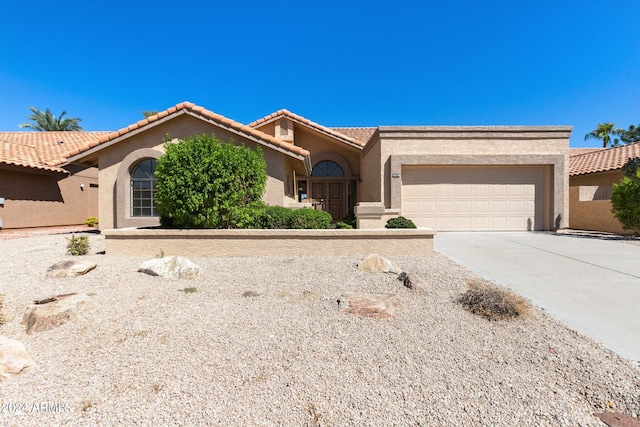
left=435, top=232, right=640, bottom=364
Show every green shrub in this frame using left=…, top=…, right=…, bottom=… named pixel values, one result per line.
left=181, top=287, right=198, bottom=294
left=154, top=134, right=267, bottom=229
left=385, top=216, right=417, bottom=229
left=456, top=280, right=530, bottom=321
left=289, top=208, right=332, bottom=229
left=85, top=216, right=99, bottom=227
left=67, top=235, right=89, bottom=256
left=332, top=221, right=353, bottom=229
left=611, top=159, right=640, bottom=233
left=253, top=205, right=294, bottom=229
left=341, top=212, right=357, bottom=228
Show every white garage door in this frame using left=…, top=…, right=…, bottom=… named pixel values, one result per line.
left=401, top=166, right=544, bottom=231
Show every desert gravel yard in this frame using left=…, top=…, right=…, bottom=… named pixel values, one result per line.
left=1, top=233, right=639, bottom=426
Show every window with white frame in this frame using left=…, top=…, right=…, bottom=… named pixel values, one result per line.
left=130, top=159, right=157, bottom=217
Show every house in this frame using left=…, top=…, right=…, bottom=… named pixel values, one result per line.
left=569, top=142, right=640, bottom=234
left=0, top=132, right=110, bottom=229
left=2, top=102, right=572, bottom=231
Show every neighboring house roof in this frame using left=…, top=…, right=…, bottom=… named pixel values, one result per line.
left=60, top=102, right=311, bottom=173
left=249, top=109, right=366, bottom=148
left=0, top=131, right=110, bottom=173
left=570, top=141, right=640, bottom=176
left=329, top=127, right=377, bottom=144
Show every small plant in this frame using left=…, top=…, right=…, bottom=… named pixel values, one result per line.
left=385, top=216, right=417, bottom=229
left=242, top=290, right=260, bottom=297
left=332, top=221, right=353, bottom=229
left=181, top=287, right=198, bottom=293
left=66, top=235, right=89, bottom=256
left=85, top=216, right=99, bottom=227
left=156, top=248, right=165, bottom=258
left=456, top=280, right=530, bottom=321
left=341, top=212, right=357, bottom=228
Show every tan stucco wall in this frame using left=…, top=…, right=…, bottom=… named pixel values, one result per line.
left=569, top=171, right=629, bottom=234
left=293, top=126, right=361, bottom=177
left=358, top=127, right=571, bottom=230
left=0, top=165, right=98, bottom=229
left=103, top=228, right=436, bottom=256
left=97, top=113, right=292, bottom=229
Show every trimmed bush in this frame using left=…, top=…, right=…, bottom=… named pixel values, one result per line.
left=456, top=280, right=530, bottom=321
left=253, top=205, right=294, bottom=229
left=85, top=216, right=99, bottom=227
left=155, top=134, right=267, bottom=229
left=385, top=216, right=417, bottom=229
left=611, top=159, right=640, bottom=233
left=67, top=235, right=90, bottom=256
left=289, top=208, right=332, bottom=229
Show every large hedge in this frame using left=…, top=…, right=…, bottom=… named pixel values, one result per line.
left=155, top=134, right=267, bottom=229
left=611, top=158, right=640, bottom=233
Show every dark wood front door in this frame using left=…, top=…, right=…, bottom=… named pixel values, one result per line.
left=310, top=181, right=346, bottom=220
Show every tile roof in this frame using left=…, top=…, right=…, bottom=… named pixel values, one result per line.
left=570, top=147, right=603, bottom=156
left=569, top=142, right=640, bottom=176
left=329, top=127, right=377, bottom=144
left=0, top=132, right=110, bottom=173
left=249, top=110, right=366, bottom=148
left=59, top=102, right=310, bottom=165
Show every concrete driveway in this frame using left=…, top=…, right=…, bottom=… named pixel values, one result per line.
left=435, top=232, right=640, bottom=364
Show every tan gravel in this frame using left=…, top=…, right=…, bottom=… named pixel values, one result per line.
left=1, top=233, right=638, bottom=426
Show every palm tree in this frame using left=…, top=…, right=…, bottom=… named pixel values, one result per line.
left=19, top=107, right=83, bottom=131
left=584, top=123, right=622, bottom=148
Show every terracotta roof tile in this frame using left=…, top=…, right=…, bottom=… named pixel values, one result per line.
left=329, top=127, right=377, bottom=144
left=570, top=147, right=602, bottom=156
left=57, top=102, right=310, bottom=165
left=570, top=142, right=640, bottom=176
left=249, top=110, right=366, bottom=148
left=0, top=132, right=110, bottom=173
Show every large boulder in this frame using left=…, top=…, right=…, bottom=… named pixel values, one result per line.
left=358, top=254, right=402, bottom=274
left=46, top=260, right=97, bottom=278
left=337, top=293, right=401, bottom=319
left=21, top=293, right=90, bottom=335
left=138, top=256, right=201, bottom=279
left=0, top=336, right=37, bottom=382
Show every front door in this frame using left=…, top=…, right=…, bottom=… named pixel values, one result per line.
left=310, top=181, right=346, bottom=220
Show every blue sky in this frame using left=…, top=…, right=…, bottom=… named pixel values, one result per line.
left=1, top=1, right=638, bottom=147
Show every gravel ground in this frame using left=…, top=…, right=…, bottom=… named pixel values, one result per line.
left=1, top=233, right=639, bottom=426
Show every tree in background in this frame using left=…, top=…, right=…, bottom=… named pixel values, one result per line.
left=19, top=107, right=82, bottom=131
left=611, top=157, right=640, bottom=233
left=142, top=110, right=158, bottom=118
left=619, top=124, right=640, bottom=144
left=154, top=134, right=267, bottom=229
left=584, top=123, right=621, bottom=148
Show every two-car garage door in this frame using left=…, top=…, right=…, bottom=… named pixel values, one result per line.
left=401, top=166, right=545, bottom=231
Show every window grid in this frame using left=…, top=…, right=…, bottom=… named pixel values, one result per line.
left=130, top=159, right=158, bottom=217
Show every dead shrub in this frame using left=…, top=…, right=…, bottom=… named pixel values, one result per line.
left=457, top=280, right=530, bottom=321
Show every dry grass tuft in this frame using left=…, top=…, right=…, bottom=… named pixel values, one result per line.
left=457, top=280, right=531, bottom=321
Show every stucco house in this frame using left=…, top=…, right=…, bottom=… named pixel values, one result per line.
left=1, top=102, right=572, bottom=231
left=569, top=142, right=640, bottom=234
left=0, top=132, right=109, bottom=229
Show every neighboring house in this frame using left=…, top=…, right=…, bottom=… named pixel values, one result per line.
left=0, top=132, right=110, bottom=229
left=569, top=142, right=640, bottom=234
left=2, top=102, right=572, bottom=231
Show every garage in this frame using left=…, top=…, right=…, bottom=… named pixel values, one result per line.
left=401, top=166, right=545, bottom=231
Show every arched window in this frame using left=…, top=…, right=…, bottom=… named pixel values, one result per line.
left=311, top=160, right=344, bottom=177
left=130, top=159, right=157, bottom=217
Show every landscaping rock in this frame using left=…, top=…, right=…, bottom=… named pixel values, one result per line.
left=0, top=336, right=37, bottom=382
left=358, top=254, right=402, bottom=274
left=46, top=260, right=97, bottom=278
left=397, top=272, right=424, bottom=292
left=21, top=293, right=90, bottom=335
left=138, top=256, right=201, bottom=279
left=337, top=293, right=401, bottom=319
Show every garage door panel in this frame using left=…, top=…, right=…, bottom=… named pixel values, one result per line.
left=401, top=166, right=544, bottom=231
